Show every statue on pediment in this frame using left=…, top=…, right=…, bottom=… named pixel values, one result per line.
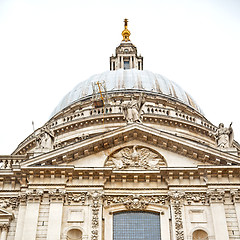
left=212, top=123, right=234, bottom=149
left=122, top=94, right=145, bottom=123
left=36, top=125, right=54, bottom=151
left=105, top=145, right=166, bottom=170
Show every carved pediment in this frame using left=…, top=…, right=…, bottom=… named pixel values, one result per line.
left=19, top=123, right=240, bottom=168
left=105, top=145, right=166, bottom=170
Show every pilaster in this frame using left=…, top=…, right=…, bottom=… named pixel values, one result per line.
left=169, top=191, right=185, bottom=240
left=90, top=191, right=103, bottom=240
left=0, top=224, right=9, bottom=240
left=14, top=196, right=27, bottom=240
left=208, top=189, right=229, bottom=240
left=46, top=189, right=65, bottom=240
left=22, top=189, right=43, bottom=240
left=231, top=189, right=240, bottom=231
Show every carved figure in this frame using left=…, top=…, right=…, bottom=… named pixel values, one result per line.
left=212, top=123, right=234, bottom=149
left=36, top=125, right=54, bottom=150
left=122, top=94, right=145, bottom=123
left=105, top=145, right=165, bottom=170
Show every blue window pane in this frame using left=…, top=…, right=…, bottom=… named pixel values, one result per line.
left=113, top=211, right=161, bottom=240
left=124, top=61, right=130, bottom=69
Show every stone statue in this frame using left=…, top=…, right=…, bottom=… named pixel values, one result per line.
left=36, top=125, right=54, bottom=150
left=212, top=123, right=234, bottom=149
left=122, top=94, right=145, bottom=123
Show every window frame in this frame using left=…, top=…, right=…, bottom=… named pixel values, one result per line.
left=103, top=204, right=170, bottom=240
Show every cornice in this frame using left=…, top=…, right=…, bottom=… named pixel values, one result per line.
left=17, top=123, right=239, bottom=168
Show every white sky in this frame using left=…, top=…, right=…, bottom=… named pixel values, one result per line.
left=0, top=0, right=240, bottom=154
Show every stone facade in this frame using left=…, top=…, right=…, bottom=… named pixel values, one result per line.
left=0, top=20, right=240, bottom=240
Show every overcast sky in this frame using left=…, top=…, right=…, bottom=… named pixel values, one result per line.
left=0, top=0, right=240, bottom=154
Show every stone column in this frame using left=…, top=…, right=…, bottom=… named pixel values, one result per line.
left=22, top=190, right=43, bottom=240
left=130, top=56, right=132, bottom=69
left=0, top=224, right=9, bottom=240
left=121, top=56, right=124, bottom=69
left=14, top=196, right=27, bottom=240
left=169, top=191, right=185, bottom=240
left=209, top=189, right=229, bottom=240
left=46, top=189, right=65, bottom=240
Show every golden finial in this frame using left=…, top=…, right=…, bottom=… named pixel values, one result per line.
left=122, top=18, right=131, bottom=42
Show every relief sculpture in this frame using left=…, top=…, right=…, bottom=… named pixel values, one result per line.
left=105, top=145, right=166, bottom=170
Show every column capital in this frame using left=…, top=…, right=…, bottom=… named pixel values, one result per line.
left=168, top=191, right=185, bottom=205
left=207, top=189, right=225, bottom=203
left=48, top=188, right=66, bottom=203
left=231, top=189, right=240, bottom=203
left=0, top=223, right=9, bottom=231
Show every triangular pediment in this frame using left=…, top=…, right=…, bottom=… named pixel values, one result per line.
left=21, top=123, right=240, bottom=168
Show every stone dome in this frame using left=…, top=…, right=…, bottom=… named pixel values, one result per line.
left=50, top=69, right=203, bottom=118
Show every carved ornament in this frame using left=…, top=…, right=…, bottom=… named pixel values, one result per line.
left=207, top=189, right=225, bottom=203
left=104, top=194, right=168, bottom=210
left=49, top=189, right=66, bottom=202
left=89, top=191, right=103, bottom=240
left=230, top=189, right=240, bottom=203
left=0, top=197, right=19, bottom=210
left=168, top=191, right=185, bottom=240
left=67, top=192, right=88, bottom=205
left=185, top=192, right=208, bottom=205
left=105, top=145, right=166, bottom=170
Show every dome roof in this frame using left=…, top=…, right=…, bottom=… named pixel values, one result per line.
left=50, top=69, right=203, bottom=118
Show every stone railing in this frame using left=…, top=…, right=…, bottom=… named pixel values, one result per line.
left=14, top=103, right=217, bottom=154
left=50, top=103, right=216, bottom=131
left=0, top=156, right=25, bottom=170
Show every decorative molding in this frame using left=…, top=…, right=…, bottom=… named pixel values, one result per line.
left=67, top=192, right=88, bottom=205
left=185, top=192, right=208, bottom=205
left=104, top=194, right=168, bottom=210
left=105, top=145, right=166, bottom=170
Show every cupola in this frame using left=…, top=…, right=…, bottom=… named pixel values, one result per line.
left=110, top=19, right=143, bottom=71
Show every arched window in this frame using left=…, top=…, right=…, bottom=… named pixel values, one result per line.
left=66, top=228, right=82, bottom=240
left=113, top=211, right=161, bottom=240
left=192, top=229, right=208, bottom=240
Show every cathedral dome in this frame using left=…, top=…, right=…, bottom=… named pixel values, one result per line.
left=50, top=69, right=203, bottom=118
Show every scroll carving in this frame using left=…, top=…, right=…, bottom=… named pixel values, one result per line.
left=105, top=145, right=166, bottom=170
